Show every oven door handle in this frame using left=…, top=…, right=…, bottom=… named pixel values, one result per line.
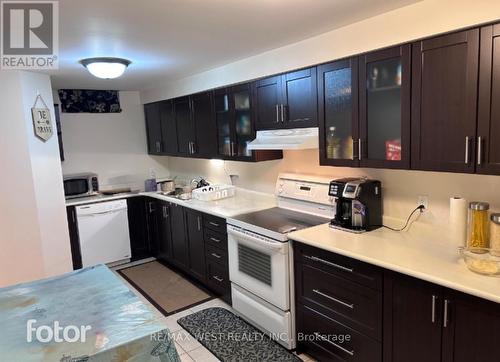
left=228, top=227, right=284, bottom=252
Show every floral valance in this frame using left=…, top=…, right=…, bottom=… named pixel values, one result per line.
left=58, top=89, right=121, bottom=113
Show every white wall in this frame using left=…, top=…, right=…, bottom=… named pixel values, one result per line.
left=141, top=0, right=500, bottom=103
left=0, top=71, right=72, bottom=287
left=58, top=91, right=170, bottom=190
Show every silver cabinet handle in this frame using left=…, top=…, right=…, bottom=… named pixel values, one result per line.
left=351, top=139, right=355, bottom=160
left=477, top=136, right=482, bottom=166
left=431, top=295, right=437, bottom=323
left=213, top=275, right=224, bottom=282
left=358, top=139, right=362, bottom=161
left=280, top=104, right=285, bottom=123
left=314, top=333, right=354, bottom=356
left=210, top=237, right=221, bottom=243
left=211, top=252, right=222, bottom=259
left=276, top=104, right=280, bottom=123
left=197, top=216, right=201, bottom=231
left=313, top=289, right=354, bottom=309
left=155, top=141, right=161, bottom=153
left=209, top=221, right=220, bottom=227
left=148, top=202, right=155, bottom=213
left=304, top=255, right=354, bottom=273
left=443, top=299, right=450, bottom=328
left=465, top=136, right=470, bottom=164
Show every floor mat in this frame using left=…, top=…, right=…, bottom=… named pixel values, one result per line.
left=118, top=261, right=212, bottom=315
left=178, top=307, right=301, bottom=362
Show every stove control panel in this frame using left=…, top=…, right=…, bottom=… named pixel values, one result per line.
left=276, top=174, right=333, bottom=206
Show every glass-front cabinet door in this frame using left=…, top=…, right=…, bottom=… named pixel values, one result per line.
left=318, top=58, right=359, bottom=166
left=359, top=45, right=411, bottom=169
left=214, top=83, right=255, bottom=160
left=214, top=89, right=232, bottom=157
left=232, top=84, right=254, bottom=159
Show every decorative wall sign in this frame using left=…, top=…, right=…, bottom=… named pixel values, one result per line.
left=32, top=94, right=53, bottom=142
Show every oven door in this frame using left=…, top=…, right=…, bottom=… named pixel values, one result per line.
left=227, top=225, right=290, bottom=310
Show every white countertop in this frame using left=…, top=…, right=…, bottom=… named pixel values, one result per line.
left=65, top=192, right=140, bottom=206
left=141, top=188, right=276, bottom=218
left=288, top=222, right=500, bottom=304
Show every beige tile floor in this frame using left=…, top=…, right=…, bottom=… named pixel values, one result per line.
left=113, top=266, right=315, bottom=362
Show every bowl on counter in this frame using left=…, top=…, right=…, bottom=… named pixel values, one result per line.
left=460, top=247, right=500, bottom=276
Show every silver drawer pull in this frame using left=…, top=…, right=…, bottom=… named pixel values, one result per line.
left=211, top=253, right=222, bottom=259
left=304, top=255, right=354, bottom=273
left=213, top=276, right=224, bottom=282
left=313, top=289, right=354, bottom=309
left=431, top=295, right=437, bottom=323
left=210, top=237, right=221, bottom=243
left=209, top=222, right=220, bottom=227
left=314, top=332, right=354, bottom=356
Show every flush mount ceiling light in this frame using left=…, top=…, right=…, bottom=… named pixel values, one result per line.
left=80, top=57, right=131, bottom=79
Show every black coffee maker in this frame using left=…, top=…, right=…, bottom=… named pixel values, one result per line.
left=329, top=178, right=382, bottom=232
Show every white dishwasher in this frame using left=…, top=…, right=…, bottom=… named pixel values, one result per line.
left=76, top=199, right=131, bottom=267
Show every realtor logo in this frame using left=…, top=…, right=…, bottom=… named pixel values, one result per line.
left=1, top=1, right=58, bottom=69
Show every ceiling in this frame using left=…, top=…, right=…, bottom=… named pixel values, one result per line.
left=49, top=0, right=419, bottom=91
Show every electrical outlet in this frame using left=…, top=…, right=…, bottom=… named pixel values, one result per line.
left=417, top=195, right=428, bottom=211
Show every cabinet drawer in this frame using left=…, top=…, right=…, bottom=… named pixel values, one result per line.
left=297, top=264, right=382, bottom=340
left=204, top=214, right=226, bottom=233
left=297, top=304, right=381, bottom=362
left=206, top=244, right=228, bottom=267
left=204, top=228, right=228, bottom=250
left=295, top=243, right=382, bottom=290
left=206, top=260, right=230, bottom=294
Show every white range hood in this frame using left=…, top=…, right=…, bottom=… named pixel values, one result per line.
left=246, top=127, right=319, bottom=150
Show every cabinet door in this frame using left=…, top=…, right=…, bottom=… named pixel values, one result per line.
left=231, top=83, right=255, bottom=159
left=282, top=67, right=318, bottom=128
left=159, top=100, right=178, bottom=155
left=174, top=96, right=195, bottom=155
left=254, top=75, right=282, bottom=130
left=477, top=24, right=500, bottom=175
left=214, top=88, right=233, bottom=158
left=441, top=289, right=500, bottom=362
left=145, top=199, right=160, bottom=258
left=191, top=91, right=217, bottom=158
left=359, top=45, right=411, bottom=169
left=383, top=272, right=443, bottom=362
left=157, top=201, right=172, bottom=262
left=318, top=58, right=359, bottom=167
left=170, top=203, right=188, bottom=270
left=185, top=209, right=206, bottom=282
left=144, top=102, right=163, bottom=154
left=411, top=29, right=479, bottom=173
left=66, top=206, right=82, bottom=270
left=127, top=197, right=151, bottom=261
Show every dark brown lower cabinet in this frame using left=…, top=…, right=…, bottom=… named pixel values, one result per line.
left=170, top=203, right=189, bottom=270
left=156, top=200, right=172, bottom=262
left=185, top=209, right=206, bottom=283
left=66, top=205, right=82, bottom=270
left=127, top=197, right=153, bottom=261
left=295, top=243, right=500, bottom=362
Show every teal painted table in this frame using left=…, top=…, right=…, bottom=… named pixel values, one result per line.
left=0, top=265, right=180, bottom=362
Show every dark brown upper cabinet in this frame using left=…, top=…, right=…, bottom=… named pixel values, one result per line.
left=190, top=91, right=217, bottom=158
left=174, top=96, right=195, bottom=156
left=214, top=83, right=283, bottom=162
left=411, top=29, right=480, bottom=173
left=477, top=23, right=500, bottom=175
left=159, top=100, right=178, bottom=155
left=144, top=102, right=163, bottom=154
left=253, top=67, right=317, bottom=130
left=318, top=57, right=359, bottom=167
left=359, top=45, right=411, bottom=169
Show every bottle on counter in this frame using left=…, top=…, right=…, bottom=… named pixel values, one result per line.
left=490, top=213, right=500, bottom=256
left=326, top=126, right=341, bottom=159
left=467, top=202, right=490, bottom=251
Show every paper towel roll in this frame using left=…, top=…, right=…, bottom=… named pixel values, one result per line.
left=450, top=197, right=468, bottom=248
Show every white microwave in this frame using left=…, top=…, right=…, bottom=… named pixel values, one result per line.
left=63, top=173, right=99, bottom=199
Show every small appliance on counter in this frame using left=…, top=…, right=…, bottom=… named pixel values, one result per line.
left=329, top=177, right=382, bottom=233
left=63, top=172, right=99, bottom=199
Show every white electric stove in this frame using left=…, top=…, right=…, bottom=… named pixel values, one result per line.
left=227, top=173, right=334, bottom=349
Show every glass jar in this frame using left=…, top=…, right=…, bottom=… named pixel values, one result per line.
left=490, top=214, right=500, bottom=256
left=467, top=202, right=490, bottom=250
